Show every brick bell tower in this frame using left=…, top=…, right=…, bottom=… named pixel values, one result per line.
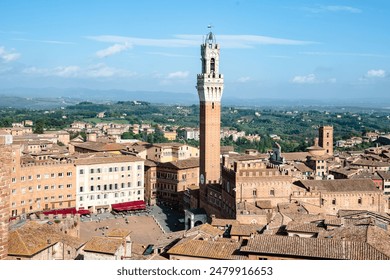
left=197, top=29, right=224, bottom=209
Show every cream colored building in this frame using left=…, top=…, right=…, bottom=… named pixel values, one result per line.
left=146, top=143, right=199, bottom=163
left=75, top=154, right=145, bottom=213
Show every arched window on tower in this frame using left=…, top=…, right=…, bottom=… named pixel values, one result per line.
left=210, top=58, right=215, bottom=73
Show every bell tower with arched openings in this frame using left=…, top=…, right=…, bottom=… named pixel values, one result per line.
left=197, top=29, right=224, bottom=210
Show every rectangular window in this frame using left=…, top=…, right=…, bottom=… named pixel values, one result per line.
left=67, top=184, right=72, bottom=188
left=80, top=187, right=84, bottom=192
left=90, top=186, right=94, bottom=191
left=58, top=172, right=63, bottom=177
left=137, top=181, right=142, bottom=187
left=21, top=176, right=25, bottom=181
left=137, top=165, right=142, bottom=170
left=90, top=169, right=94, bottom=174
left=67, top=172, right=72, bottom=177
left=79, top=169, right=84, bottom=175
left=36, top=174, right=41, bottom=179
left=127, top=166, right=131, bottom=171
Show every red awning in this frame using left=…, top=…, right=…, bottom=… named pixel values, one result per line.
left=111, top=200, right=146, bottom=211
left=42, top=207, right=90, bottom=216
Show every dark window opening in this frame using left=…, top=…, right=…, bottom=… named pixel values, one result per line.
left=210, top=58, right=215, bottom=72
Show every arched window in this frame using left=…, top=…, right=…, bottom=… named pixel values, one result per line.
left=210, top=58, right=215, bottom=72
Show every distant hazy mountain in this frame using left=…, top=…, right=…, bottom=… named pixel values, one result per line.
left=0, top=87, right=389, bottom=109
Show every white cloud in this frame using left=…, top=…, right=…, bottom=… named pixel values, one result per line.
left=167, top=71, right=189, bottom=79
left=96, top=43, right=131, bottom=58
left=301, top=51, right=388, bottom=58
left=23, top=63, right=135, bottom=79
left=323, top=6, right=361, bottom=13
left=87, top=34, right=315, bottom=49
left=23, top=66, right=80, bottom=77
left=12, top=38, right=75, bottom=45
left=54, top=66, right=81, bottom=77
left=0, top=46, right=20, bottom=62
left=291, top=74, right=318, bottom=84
left=365, top=69, right=386, bottom=78
left=304, top=5, right=362, bottom=14
left=237, top=76, right=251, bottom=83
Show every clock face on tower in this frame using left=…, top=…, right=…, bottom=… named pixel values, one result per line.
left=200, top=174, right=204, bottom=184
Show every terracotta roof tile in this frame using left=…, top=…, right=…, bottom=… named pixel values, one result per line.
left=241, top=235, right=389, bottom=260
left=157, top=158, right=199, bottom=169
left=168, top=239, right=242, bottom=260
left=8, top=222, right=84, bottom=257
left=285, top=222, right=324, bottom=234
left=297, top=179, right=380, bottom=193
left=185, top=223, right=223, bottom=237
left=211, top=218, right=240, bottom=227
left=230, top=224, right=265, bottom=236
left=83, top=236, right=124, bottom=255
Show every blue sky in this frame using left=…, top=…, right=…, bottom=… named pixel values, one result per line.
left=0, top=0, right=389, bottom=102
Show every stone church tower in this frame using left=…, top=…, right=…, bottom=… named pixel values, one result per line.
left=0, top=132, right=12, bottom=260
left=197, top=30, right=224, bottom=209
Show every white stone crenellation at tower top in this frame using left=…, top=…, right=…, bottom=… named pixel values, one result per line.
left=197, top=31, right=224, bottom=103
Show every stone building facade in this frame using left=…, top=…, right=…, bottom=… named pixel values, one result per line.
left=9, top=150, right=76, bottom=218
left=156, top=158, right=199, bottom=209
left=75, top=154, right=145, bottom=213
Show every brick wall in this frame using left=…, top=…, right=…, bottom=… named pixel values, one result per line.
left=0, top=142, right=12, bottom=259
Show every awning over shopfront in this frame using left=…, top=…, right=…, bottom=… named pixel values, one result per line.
left=42, top=207, right=90, bottom=216
left=111, top=200, right=146, bottom=211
